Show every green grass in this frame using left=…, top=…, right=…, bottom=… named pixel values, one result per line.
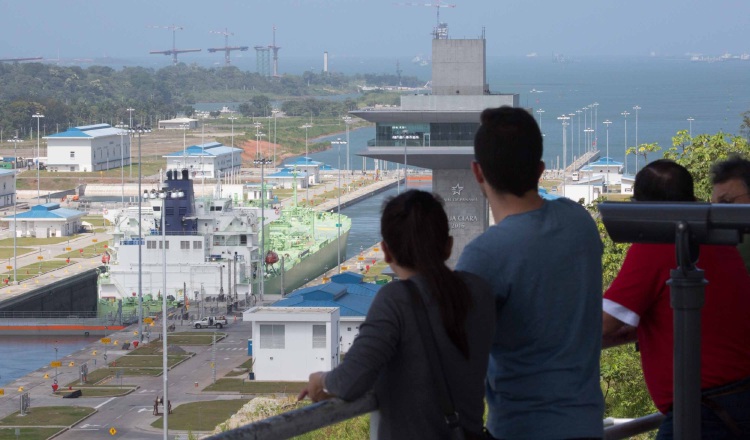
left=203, top=379, right=306, bottom=394
left=108, top=355, right=188, bottom=369
left=225, top=358, right=254, bottom=377
left=65, top=367, right=162, bottom=387
left=0, top=428, right=63, bottom=440
left=294, top=413, right=371, bottom=440
left=0, top=260, right=70, bottom=281
left=0, top=406, right=94, bottom=427
left=151, top=399, right=250, bottom=431
left=0, top=236, right=84, bottom=246
left=58, top=242, right=110, bottom=259
left=0, top=247, right=34, bottom=259
left=167, top=333, right=226, bottom=345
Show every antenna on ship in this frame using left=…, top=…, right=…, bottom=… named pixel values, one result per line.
left=148, top=25, right=202, bottom=65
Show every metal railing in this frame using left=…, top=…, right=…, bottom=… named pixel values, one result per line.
left=204, top=392, right=661, bottom=440
left=0, top=310, right=98, bottom=319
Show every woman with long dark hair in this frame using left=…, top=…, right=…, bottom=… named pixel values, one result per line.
left=298, top=189, right=495, bottom=439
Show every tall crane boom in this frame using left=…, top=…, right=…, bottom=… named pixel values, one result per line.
left=207, top=28, right=249, bottom=66
left=148, top=25, right=202, bottom=65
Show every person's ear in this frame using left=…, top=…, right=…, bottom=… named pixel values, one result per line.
left=471, top=160, right=485, bottom=184
left=381, top=241, right=393, bottom=264
left=444, top=236, right=453, bottom=261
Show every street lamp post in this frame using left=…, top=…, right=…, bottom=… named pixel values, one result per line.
left=557, top=115, right=570, bottom=187
left=120, top=130, right=126, bottom=207
left=137, top=127, right=144, bottom=343
left=576, top=109, right=582, bottom=159
left=229, top=116, right=238, bottom=181
left=568, top=113, right=576, bottom=165
left=536, top=109, right=544, bottom=134
left=181, top=124, right=189, bottom=170
left=159, top=189, right=169, bottom=439
left=621, top=111, right=630, bottom=174
left=301, top=123, right=312, bottom=202
left=343, top=116, right=353, bottom=174
left=687, top=117, right=695, bottom=137
left=603, top=120, right=613, bottom=192
left=32, top=113, right=44, bottom=201
left=592, top=102, right=599, bottom=150
left=584, top=128, right=594, bottom=159
left=272, top=109, right=279, bottom=166
left=254, top=156, right=271, bottom=302
left=335, top=139, right=343, bottom=273
left=11, top=137, right=21, bottom=283
left=633, top=105, right=641, bottom=172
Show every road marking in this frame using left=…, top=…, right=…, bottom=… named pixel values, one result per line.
left=95, top=397, right=116, bottom=409
left=137, top=408, right=151, bottom=413
left=81, top=424, right=100, bottom=428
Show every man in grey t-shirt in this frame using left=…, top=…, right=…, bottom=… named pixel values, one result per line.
left=456, top=106, right=604, bottom=439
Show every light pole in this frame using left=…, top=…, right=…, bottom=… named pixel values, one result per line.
left=32, top=113, right=44, bottom=201
left=335, top=139, right=343, bottom=273
left=576, top=109, right=582, bottom=159
left=584, top=128, right=594, bottom=159
left=592, top=102, right=599, bottom=150
left=603, top=120, right=612, bottom=192
left=583, top=106, right=591, bottom=153
left=301, top=123, right=312, bottom=202
left=568, top=113, right=576, bottom=165
left=557, top=115, right=570, bottom=188
left=159, top=189, right=169, bottom=439
left=621, top=111, right=630, bottom=174
left=272, top=109, right=279, bottom=166
left=633, top=105, right=641, bottom=172
left=127, top=107, right=135, bottom=135
left=254, top=156, right=271, bottom=302
left=229, top=116, right=238, bottom=181
left=687, top=117, right=694, bottom=137
left=181, top=124, right=189, bottom=170
left=11, top=137, right=21, bottom=284
left=343, top=116, right=353, bottom=174
left=536, top=109, right=544, bottom=132
left=137, top=127, right=144, bottom=343
left=119, top=130, right=126, bottom=207
left=254, top=122, right=263, bottom=159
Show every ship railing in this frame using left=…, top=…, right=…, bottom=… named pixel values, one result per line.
left=203, top=393, right=662, bottom=440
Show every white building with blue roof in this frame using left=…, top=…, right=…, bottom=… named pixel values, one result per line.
left=45, top=124, right=130, bottom=173
left=266, top=167, right=309, bottom=189
left=162, top=142, right=242, bottom=178
left=260, top=272, right=382, bottom=354
left=284, top=157, right=322, bottom=185
left=3, top=203, right=85, bottom=237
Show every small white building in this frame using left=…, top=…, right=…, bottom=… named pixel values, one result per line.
left=621, top=175, right=635, bottom=195
left=163, top=142, right=242, bottom=179
left=3, top=203, right=85, bottom=237
left=157, top=118, right=199, bottom=130
left=45, top=124, right=131, bottom=172
left=266, top=168, right=309, bottom=190
left=0, top=169, right=15, bottom=208
left=580, top=157, right=624, bottom=185
left=245, top=307, right=340, bottom=381
left=563, top=177, right=605, bottom=205
left=285, top=157, right=322, bottom=186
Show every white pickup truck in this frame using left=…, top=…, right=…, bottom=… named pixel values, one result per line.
left=193, top=316, right=228, bottom=329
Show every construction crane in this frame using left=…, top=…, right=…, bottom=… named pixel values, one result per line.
left=208, top=28, right=249, bottom=66
left=398, top=1, right=456, bottom=39
left=269, top=25, right=281, bottom=77
left=148, top=25, right=201, bottom=65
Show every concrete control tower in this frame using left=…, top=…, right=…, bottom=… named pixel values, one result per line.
left=353, top=33, right=519, bottom=266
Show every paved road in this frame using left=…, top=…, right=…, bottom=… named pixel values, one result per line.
left=34, top=322, right=253, bottom=439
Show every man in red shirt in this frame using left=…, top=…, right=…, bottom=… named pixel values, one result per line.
left=602, top=159, right=750, bottom=439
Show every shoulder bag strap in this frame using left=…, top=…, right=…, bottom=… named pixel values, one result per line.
left=403, top=279, right=461, bottom=428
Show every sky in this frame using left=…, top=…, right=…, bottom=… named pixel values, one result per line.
left=1, top=0, right=749, bottom=67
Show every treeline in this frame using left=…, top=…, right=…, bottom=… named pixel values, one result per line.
left=0, top=62, right=421, bottom=137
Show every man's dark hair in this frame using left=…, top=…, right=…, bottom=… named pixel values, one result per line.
left=710, top=154, right=750, bottom=191
left=473, top=106, right=543, bottom=197
left=633, top=159, right=695, bottom=202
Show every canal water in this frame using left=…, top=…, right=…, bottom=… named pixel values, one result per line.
left=0, top=336, right=94, bottom=387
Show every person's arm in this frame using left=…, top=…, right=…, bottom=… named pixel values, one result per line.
left=602, top=311, right=637, bottom=348
left=298, top=285, right=403, bottom=402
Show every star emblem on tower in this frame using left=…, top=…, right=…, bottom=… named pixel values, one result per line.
left=452, top=183, right=464, bottom=196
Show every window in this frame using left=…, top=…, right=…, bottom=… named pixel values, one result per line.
left=147, top=241, right=157, bottom=249
left=70, top=151, right=75, bottom=158
left=158, top=241, right=170, bottom=250
left=193, top=240, right=202, bottom=249
left=312, top=325, right=326, bottom=348
left=259, top=324, right=285, bottom=349
left=180, top=241, right=190, bottom=250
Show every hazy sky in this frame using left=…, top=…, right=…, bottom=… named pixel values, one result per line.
left=1, top=0, right=749, bottom=63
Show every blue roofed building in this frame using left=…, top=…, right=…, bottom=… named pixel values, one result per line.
left=262, top=272, right=383, bottom=353
left=2, top=203, right=85, bottom=237
left=162, top=142, right=242, bottom=179
left=45, top=124, right=131, bottom=173
left=266, top=167, right=309, bottom=190
left=283, top=157, right=322, bottom=185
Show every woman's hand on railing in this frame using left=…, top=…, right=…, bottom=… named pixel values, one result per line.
left=297, top=371, right=333, bottom=402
